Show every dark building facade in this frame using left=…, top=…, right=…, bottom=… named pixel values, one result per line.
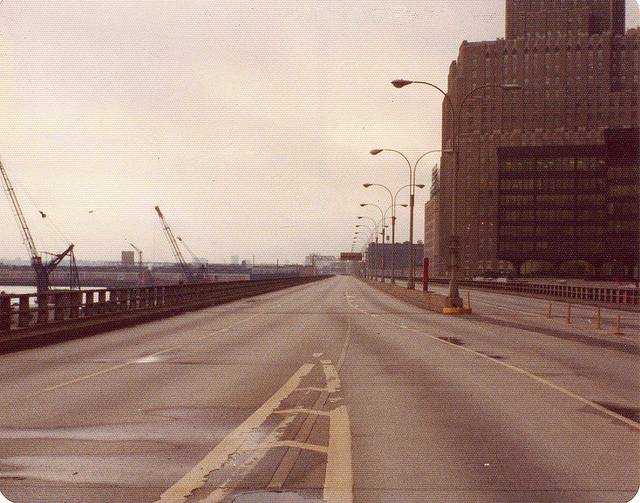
left=432, top=0, right=639, bottom=278
left=365, top=242, right=424, bottom=277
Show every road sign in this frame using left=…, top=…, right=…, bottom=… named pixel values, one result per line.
left=340, top=252, right=363, bottom=261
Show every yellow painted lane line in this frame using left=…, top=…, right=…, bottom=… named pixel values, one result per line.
left=324, top=405, right=353, bottom=503
left=323, top=363, right=341, bottom=393
left=347, top=298, right=640, bottom=431
left=201, top=414, right=296, bottom=503
left=156, top=363, right=315, bottom=503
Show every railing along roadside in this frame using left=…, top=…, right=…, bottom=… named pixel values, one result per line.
left=370, top=271, right=639, bottom=306
left=0, top=276, right=326, bottom=333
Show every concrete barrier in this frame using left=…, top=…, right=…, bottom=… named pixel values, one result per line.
left=363, top=279, right=471, bottom=314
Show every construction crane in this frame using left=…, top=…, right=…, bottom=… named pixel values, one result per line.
left=177, top=236, right=207, bottom=281
left=0, top=159, right=79, bottom=293
left=154, top=206, right=194, bottom=283
left=128, top=242, right=145, bottom=284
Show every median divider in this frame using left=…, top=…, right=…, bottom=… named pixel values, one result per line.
left=0, top=276, right=330, bottom=353
left=361, top=279, right=472, bottom=315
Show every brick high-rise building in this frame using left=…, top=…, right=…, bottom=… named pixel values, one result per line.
left=431, top=0, right=639, bottom=279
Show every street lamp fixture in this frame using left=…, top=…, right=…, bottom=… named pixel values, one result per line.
left=360, top=203, right=387, bottom=282
left=391, top=79, right=412, bottom=89
left=370, top=148, right=441, bottom=289
left=392, top=78, right=521, bottom=306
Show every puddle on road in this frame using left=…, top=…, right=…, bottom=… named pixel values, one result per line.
left=593, top=401, right=640, bottom=423
left=437, top=337, right=465, bottom=346
left=477, top=351, right=505, bottom=360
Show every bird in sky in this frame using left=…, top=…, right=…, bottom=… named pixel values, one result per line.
left=38, top=211, right=46, bottom=219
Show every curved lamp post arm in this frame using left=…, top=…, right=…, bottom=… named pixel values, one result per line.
left=413, top=149, right=442, bottom=189
left=392, top=80, right=456, bottom=144
left=357, top=215, right=379, bottom=232
left=364, top=183, right=394, bottom=217
left=370, top=149, right=413, bottom=189
left=360, top=203, right=385, bottom=229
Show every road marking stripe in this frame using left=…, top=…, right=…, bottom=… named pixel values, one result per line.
left=348, top=296, right=640, bottom=431
left=323, top=363, right=341, bottom=393
left=246, top=440, right=328, bottom=454
left=273, top=407, right=331, bottom=417
left=312, top=352, right=323, bottom=358
left=156, top=363, right=315, bottom=503
left=323, top=405, right=353, bottom=503
left=29, top=313, right=264, bottom=397
left=201, top=414, right=296, bottom=503
left=336, top=316, right=351, bottom=371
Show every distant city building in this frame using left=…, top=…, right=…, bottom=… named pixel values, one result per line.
left=430, top=0, right=639, bottom=278
left=121, top=250, right=135, bottom=265
left=365, top=242, right=424, bottom=277
left=425, top=164, right=441, bottom=269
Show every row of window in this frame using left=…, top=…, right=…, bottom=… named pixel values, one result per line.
left=501, top=157, right=604, bottom=171
left=501, top=209, right=610, bottom=222
left=608, top=202, right=638, bottom=215
left=499, top=241, right=606, bottom=254
left=609, top=185, right=638, bottom=198
left=499, top=225, right=606, bottom=238
left=608, top=166, right=639, bottom=180
left=500, top=194, right=608, bottom=207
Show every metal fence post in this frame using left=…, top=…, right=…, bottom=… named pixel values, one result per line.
left=37, top=293, right=49, bottom=324
left=0, top=295, right=11, bottom=331
left=18, top=296, right=31, bottom=327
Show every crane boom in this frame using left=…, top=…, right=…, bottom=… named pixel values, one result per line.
left=0, top=160, right=39, bottom=261
left=176, top=236, right=202, bottom=265
left=129, top=242, right=145, bottom=285
left=154, top=206, right=193, bottom=282
left=1, top=159, right=80, bottom=292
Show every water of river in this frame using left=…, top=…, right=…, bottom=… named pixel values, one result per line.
left=0, top=285, right=104, bottom=295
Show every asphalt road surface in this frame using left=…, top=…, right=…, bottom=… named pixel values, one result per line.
left=0, top=276, right=637, bottom=503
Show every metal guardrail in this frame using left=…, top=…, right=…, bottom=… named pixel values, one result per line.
left=0, top=276, right=327, bottom=333
left=366, top=272, right=639, bottom=306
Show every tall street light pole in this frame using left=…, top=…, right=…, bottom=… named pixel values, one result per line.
left=357, top=216, right=381, bottom=280
left=360, top=203, right=386, bottom=282
left=363, top=183, right=395, bottom=282
left=392, top=183, right=425, bottom=283
left=370, top=149, right=442, bottom=290
left=363, top=182, right=424, bottom=284
left=356, top=224, right=375, bottom=279
left=391, top=79, right=520, bottom=306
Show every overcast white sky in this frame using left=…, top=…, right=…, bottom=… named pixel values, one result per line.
left=1, top=1, right=638, bottom=264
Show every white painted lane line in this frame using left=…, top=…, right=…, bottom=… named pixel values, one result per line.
left=323, top=405, right=353, bottom=503
left=26, top=312, right=265, bottom=399
left=156, top=363, right=315, bottom=503
left=312, top=352, right=324, bottom=358
left=346, top=294, right=640, bottom=431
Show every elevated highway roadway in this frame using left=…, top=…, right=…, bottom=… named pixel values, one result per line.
left=0, top=276, right=637, bottom=502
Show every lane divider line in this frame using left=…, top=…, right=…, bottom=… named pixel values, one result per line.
left=156, top=363, right=315, bottom=503
left=32, top=314, right=265, bottom=397
left=244, top=440, right=328, bottom=454
left=324, top=405, right=353, bottom=503
left=346, top=297, right=640, bottom=431
left=200, top=414, right=296, bottom=503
